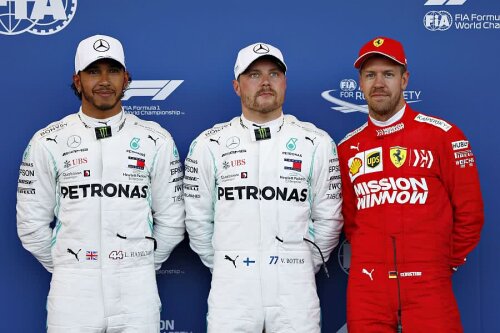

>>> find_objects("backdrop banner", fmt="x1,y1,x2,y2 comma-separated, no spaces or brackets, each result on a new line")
1,0,498,332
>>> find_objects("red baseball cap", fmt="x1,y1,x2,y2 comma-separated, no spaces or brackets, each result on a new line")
354,37,407,69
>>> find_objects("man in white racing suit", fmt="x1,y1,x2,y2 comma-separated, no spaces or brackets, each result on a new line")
184,42,343,332
16,35,185,332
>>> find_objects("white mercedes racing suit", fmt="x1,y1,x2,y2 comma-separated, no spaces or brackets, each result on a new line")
17,109,185,333
184,114,343,333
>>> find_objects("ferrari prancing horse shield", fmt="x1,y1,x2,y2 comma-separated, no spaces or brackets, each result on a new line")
390,146,407,168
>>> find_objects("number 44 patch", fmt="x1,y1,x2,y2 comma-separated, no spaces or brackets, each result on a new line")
109,250,124,260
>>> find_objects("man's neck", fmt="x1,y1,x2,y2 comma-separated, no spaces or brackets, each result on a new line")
241,107,282,124
81,103,122,120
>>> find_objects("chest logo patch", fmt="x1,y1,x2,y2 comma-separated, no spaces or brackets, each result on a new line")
390,146,407,168
366,151,381,168
349,157,363,176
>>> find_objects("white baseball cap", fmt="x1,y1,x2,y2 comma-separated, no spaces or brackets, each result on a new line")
74,34,126,73
234,42,287,79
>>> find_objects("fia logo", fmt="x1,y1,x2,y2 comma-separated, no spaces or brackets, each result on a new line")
0,0,77,36
337,239,351,275
424,11,453,31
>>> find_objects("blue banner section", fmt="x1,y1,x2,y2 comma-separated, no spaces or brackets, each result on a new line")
1,0,499,332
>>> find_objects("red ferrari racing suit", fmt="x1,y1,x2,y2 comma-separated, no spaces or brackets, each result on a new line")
338,105,483,332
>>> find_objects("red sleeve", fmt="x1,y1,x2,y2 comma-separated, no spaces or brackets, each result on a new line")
440,126,484,267
338,143,357,242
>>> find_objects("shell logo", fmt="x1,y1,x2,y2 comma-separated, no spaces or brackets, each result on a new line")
349,157,362,176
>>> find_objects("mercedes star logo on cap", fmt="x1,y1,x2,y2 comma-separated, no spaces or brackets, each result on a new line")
93,39,110,52
253,43,270,54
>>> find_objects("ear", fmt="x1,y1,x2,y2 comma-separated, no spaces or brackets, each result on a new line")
358,72,364,92
73,73,81,92
232,79,241,97
123,71,130,89
401,71,409,90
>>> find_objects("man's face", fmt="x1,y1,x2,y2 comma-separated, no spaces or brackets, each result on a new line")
233,58,286,117
73,59,128,114
359,56,409,121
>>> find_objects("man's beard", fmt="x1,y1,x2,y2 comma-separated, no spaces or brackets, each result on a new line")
243,88,283,113
367,90,403,117
81,87,124,111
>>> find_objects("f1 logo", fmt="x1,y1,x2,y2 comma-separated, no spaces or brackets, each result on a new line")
424,0,466,5
122,80,183,101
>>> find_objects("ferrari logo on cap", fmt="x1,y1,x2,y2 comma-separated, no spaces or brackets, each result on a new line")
390,146,407,168
373,38,385,47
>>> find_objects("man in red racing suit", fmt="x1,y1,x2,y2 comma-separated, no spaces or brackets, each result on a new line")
338,36,484,333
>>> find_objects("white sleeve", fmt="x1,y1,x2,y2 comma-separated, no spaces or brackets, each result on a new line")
310,137,343,273
16,137,57,273
150,138,186,270
184,138,216,269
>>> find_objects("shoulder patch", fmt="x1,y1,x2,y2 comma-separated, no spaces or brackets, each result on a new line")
414,114,452,132
285,115,326,137
36,114,76,138
202,122,231,138
338,122,368,146
130,117,170,140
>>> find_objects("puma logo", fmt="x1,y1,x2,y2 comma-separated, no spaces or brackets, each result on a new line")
148,135,158,145
224,255,239,268
210,137,220,145
46,136,58,144
67,248,81,261
350,143,360,151
362,268,374,281
305,136,316,145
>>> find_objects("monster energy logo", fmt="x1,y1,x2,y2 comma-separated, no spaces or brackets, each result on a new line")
254,127,271,141
95,126,112,139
